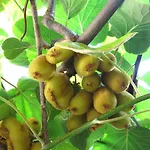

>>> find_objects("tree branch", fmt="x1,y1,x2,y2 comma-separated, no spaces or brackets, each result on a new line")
30,0,49,144
77,0,125,44
42,93,150,150
42,0,78,41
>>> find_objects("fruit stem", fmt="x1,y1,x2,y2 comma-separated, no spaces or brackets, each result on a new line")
41,93,150,150
0,96,44,146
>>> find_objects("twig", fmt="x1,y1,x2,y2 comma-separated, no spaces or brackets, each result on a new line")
20,0,29,40
30,0,49,144
42,0,78,41
42,93,150,150
77,0,125,44
13,0,23,12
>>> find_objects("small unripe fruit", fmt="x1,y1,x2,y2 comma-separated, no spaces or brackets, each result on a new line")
28,55,56,82
82,73,101,92
98,53,116,72
67,115,86,132
93,87,117,114
101,68,130,93
46,46,74,64
69,90,93,115
116,91,135,112
74,54,100,77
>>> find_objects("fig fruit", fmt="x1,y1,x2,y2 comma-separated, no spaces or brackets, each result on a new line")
28,55,56,82
74,54,100,77
1,117,30,150
67,114,86,131
82,73,101,92
98,53,116,72
93,87,117,114
101,68,130,93
44,72,74,110
110,111,131,129
69,90,93,115
116,91,135,112
26,117,41,134
30,142,41,150
46,46,74,64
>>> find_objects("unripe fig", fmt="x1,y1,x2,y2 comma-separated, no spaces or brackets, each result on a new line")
28,55,56,82
1,117,30,150
30,142,41,150
67,114,87,132
116,91,135,112
26,117,41,134
82,73,101,92
110,111,131,130
93,87,117,114
101,68,130,93
74,54,100,77
98,52,116,72
46,46,74,64
69,90,93,115
44,72,74,110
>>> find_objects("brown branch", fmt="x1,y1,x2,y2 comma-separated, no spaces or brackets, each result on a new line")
42,0,78,41
77,0,125,44
30,0,49,144
20,0,29,40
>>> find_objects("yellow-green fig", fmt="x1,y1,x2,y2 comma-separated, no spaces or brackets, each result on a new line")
1,117,30,150
46,46,74,64
30,142,41,150
98,52,116,72
110,111,131,130
26,117,41,134
67,114,87,132
116,91,135,112
69,90,93,115
28,55,56,82
82,73,101,92
93,87,117,114
74,54,100,77
44,72,74,110
101,68,130,93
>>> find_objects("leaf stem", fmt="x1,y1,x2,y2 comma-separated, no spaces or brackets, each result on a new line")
13,0,23,12
42,93,150,150
0,96,44,145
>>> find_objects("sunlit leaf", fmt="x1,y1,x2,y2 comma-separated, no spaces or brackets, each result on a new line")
97,125,150,150
2,37,31,59
136,0,150,5
109,0,150,54
60,0,88,19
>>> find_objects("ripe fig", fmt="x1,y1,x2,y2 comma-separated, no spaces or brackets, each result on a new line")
101,68,130,93
69,90,93,115
82,73,101,92
98,52,116,72
116,91,135,112
30,142,41,150
93,87,117,114
67,114,87,132
74,54,100,77
1,117,30,150
28,55,56,82
26,117,41,134
44,72,74,110
46,46,74,64
110,111,131,130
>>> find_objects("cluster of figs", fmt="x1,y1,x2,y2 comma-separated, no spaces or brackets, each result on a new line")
28,43,135,132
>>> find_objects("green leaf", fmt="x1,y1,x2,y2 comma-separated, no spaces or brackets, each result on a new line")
55,32,137,57
0,0,9,12
70,130,90,150
136,0,150,5
0,28,8,44
60,0,88,19
109,0,150,54
97,125,150,150
56,0,108,45
0,89,9,101
2,37,31,60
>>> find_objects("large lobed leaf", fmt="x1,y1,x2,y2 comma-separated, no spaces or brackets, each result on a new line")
109,0,150,54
